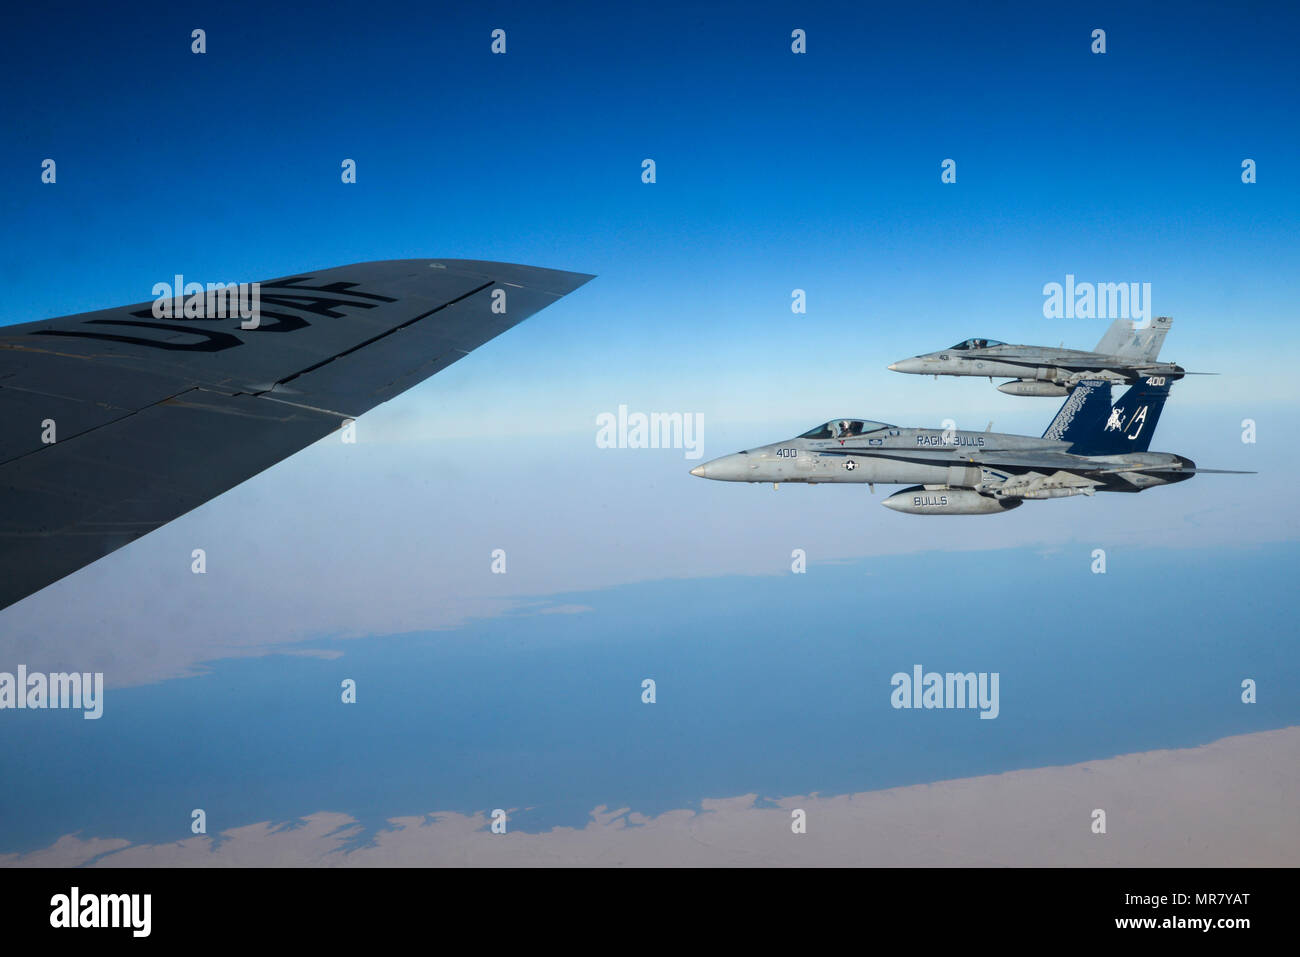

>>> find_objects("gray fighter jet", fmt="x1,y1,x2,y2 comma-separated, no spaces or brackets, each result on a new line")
888,316,1187,396
689,377,1248,514
0,258,593,610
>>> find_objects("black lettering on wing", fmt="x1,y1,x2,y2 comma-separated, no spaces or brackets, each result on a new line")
32,319,243,352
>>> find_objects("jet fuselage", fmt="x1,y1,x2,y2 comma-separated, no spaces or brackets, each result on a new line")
688,410,1196,515
888,346,1184,392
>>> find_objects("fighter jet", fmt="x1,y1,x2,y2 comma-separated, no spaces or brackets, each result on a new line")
0,258,593,610
689,376,1248,514
887,316,1189,396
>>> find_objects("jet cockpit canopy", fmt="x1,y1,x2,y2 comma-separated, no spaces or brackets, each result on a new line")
799,419,894,440
948,338,1006,351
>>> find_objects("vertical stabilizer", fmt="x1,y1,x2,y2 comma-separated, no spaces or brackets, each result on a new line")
1046,376,1175,455
1095,315,1173,360
1042,379,1113,445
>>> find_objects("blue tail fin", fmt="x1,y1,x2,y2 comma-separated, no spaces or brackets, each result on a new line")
1041,379,1113,446
1042,377,1174,455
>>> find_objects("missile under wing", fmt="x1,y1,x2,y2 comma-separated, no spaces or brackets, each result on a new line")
0,259,594,610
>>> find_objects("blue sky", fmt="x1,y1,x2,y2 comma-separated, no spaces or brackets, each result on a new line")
3,2,1297,338
1,1,1297,858
1,2,1296,440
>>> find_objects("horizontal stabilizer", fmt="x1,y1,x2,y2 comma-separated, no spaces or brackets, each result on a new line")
1163,467,1255,474
1094,463,1255,475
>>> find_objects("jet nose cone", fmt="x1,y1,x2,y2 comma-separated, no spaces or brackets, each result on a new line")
690,454,748,481
889,358,925,374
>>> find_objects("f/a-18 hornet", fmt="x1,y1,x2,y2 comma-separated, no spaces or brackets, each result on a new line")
689,377,1248,514
887,316,1193,396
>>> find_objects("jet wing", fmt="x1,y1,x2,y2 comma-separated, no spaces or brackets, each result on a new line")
981,350,1153,371
821,446,1251,476
820,446,1088,471
929,447,1173,473
962,449,1097,470
963,451,1242,475
1036,350,1168,370
0,259,593,610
